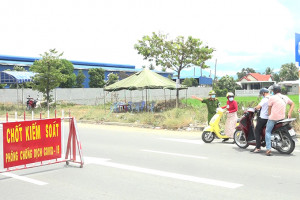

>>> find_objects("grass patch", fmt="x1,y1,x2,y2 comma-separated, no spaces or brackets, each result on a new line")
0,94,298,131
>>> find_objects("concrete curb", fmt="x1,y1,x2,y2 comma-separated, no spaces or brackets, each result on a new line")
77,120,205,132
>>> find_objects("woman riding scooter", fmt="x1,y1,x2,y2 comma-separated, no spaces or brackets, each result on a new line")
221,92,238,143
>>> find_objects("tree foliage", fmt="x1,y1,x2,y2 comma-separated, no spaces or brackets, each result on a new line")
278,63,298,81
106,73,119,86
59,59,76,88
264,67,273,75
272,73,280,82
134,32,214,106
30,49,67,108
214,75,241,97
76,70,86,88
182,78,198,87
88,68,105,88
236,67,256,80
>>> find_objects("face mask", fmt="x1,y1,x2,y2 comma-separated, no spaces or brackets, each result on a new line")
229,97,234,101
211,95,216,98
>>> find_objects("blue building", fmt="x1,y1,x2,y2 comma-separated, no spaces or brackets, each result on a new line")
0,55,173,88
172,67,213,85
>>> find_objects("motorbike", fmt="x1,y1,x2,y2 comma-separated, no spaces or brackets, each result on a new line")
26,96,38,110
234,107,297,154
202,107,231,143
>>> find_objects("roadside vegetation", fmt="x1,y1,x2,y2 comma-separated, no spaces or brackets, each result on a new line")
0,95,298,132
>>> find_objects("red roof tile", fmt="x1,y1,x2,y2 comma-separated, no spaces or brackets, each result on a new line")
240,73,272,81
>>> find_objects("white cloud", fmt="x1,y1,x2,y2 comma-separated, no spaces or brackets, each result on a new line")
0,0,296,72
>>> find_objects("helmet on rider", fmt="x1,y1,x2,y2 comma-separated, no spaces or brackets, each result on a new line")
259,88,269,96
272,84,281,94
226,92,234,98
209,90,216,95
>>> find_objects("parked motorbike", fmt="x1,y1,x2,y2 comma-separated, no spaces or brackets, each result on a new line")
26,95,38,110
202,108,231,143
234,107,297,154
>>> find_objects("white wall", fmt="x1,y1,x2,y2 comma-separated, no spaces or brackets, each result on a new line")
0,87,212,105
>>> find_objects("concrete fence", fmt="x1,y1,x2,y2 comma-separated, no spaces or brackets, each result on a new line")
0,87,212,105
235,89,261,97
235,89,299,96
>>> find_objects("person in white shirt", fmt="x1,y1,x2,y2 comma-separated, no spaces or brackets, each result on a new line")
251,88,270,153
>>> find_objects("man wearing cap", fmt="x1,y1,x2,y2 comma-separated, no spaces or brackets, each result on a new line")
251,88,270,153
192,90,219,124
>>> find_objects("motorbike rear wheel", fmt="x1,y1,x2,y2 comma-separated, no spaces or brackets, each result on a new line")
202,131,215,143
234,130,249,149
275,132,295,154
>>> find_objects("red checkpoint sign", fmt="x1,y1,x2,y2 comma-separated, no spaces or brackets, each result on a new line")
3,118,61,168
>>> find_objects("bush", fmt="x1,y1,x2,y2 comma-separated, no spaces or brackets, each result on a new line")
215,88,228,97
182,78,198,87
281,86,287,95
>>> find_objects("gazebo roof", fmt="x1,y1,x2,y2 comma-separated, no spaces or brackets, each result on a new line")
105,69,186,91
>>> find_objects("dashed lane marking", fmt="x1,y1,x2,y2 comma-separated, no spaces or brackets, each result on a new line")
85,157,243,189
1,172,48,185
160,138,204,144
142,149,208,159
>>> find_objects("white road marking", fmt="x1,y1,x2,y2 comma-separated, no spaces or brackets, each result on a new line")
85,157,242,189
160,138,204,144
1,172,48,185
142,149,208,159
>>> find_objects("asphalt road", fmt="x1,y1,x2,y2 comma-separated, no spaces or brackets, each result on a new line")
1,123,300,200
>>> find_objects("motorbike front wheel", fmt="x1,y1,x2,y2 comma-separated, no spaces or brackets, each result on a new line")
234,130,249,149
275,132,295,154
202,131,215,143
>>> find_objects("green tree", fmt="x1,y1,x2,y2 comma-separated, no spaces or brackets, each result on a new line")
88,68,105,88
182,78,198,87
30,49,67,108
214,75,241,96
134,32,214,107
264,67,274,75
76,70,86,88
279,63,298,81
106,73,119,86
236,68,256,80
272,73,280,82
59,59,76,88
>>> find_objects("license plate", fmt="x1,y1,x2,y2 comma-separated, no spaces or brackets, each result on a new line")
288,129,296,136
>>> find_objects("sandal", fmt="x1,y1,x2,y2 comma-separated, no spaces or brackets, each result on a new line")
252,148,261,153
266,150,272,156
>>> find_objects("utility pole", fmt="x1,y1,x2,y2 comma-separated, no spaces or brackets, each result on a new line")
213,59,217,88
214,59,217,81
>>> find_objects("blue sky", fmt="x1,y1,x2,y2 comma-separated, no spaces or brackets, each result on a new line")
0,0,299,78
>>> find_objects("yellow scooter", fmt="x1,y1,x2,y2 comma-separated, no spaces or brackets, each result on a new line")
202,107,230,143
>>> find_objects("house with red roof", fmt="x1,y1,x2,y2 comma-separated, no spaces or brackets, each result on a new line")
239,73,275,90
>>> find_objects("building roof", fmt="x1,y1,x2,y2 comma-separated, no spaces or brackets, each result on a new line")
0,71,36,84
0,54,135,69
240,73,272,81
